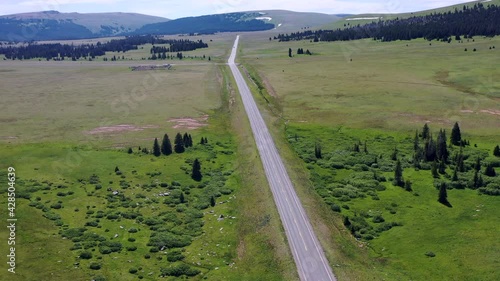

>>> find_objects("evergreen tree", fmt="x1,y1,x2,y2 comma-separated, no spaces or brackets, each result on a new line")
436,129,448,162
288,48,292,57
424,135,437,162
485,163,496,177
431,161,439,178
115,166,120,173
127,147,133,154
404,179,413,192
210,195,216,207
174,133,185,153
179,192,185,203
393,160,404,187
314,143,322,159
438,182,450,206
191,158,202,181
161,134,173,156
422,123,430,139
451,122,462,146
153,138,161,157
353,143,360,153
204,137,208,144
414,130,420,151
187,134,193,147
363,141,368,153
493,145,500,157
391,147,398,161
200,137,205,145
438,159,446,174
452,167,459,181
183,133,189,147
474,157,481,171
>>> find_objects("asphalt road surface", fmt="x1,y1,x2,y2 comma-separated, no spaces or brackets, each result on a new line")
228,35,336,281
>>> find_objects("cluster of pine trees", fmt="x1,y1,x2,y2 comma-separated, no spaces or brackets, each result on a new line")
0,35,209,61
394,122,499,203
296,48,312,55
149,39,208,54
276,3,499,42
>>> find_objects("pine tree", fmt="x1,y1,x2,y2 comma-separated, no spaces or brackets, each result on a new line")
414,130,420,151
431,161,439,178
179,192,185,203
174,133,185,153
474,157,481,171
183,133,189,147
191,158,202,181
200,137,205,145
438,182,450,206
161,134,172,156
485,163,496,177
314,143,322,159
404,179,413,192
451,122,462,146
452,167,459,181
391,147,398,161
493,145,500,157
187,134,193,147
438,159,446,174
424,135,437,162
393,160,404,187
436,129,448,162
153,138,161,157
363,141,368,153
288,48,292,57
115,166,120,173
210,196,216,207
127,147,133,154
422,123,430,139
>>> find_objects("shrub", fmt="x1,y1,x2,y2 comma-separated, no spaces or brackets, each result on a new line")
79,251,92,259
425,251,436,257
166,250,185,262
126,246,137,251
372,215,385,223
160,264,200,277
50,203,62,209
129,268,138,274
331,204,341,213
128,237,136,242
89,262,102,270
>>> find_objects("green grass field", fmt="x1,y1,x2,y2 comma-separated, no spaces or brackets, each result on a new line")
0,37,296,281
238,33,500,280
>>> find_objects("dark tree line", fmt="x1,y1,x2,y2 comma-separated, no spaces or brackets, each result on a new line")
276,3,500,42
0,35,208,61
150,39,208,54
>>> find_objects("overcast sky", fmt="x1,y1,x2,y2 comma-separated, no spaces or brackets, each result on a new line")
0,0,475,19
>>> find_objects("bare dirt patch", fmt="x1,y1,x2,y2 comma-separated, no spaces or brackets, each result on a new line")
168,115,209,130
85,124,159,135
480,109,500,116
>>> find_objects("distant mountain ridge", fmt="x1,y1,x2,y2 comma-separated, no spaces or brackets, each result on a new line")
0,9,347,41
0,10,168,41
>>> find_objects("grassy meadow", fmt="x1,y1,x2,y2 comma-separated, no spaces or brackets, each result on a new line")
0,36,296,281
238,33,500,280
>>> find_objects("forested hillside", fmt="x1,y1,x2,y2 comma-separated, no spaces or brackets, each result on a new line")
276,3,499,42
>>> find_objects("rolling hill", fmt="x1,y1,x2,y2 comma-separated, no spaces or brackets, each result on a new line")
0,10,345,41
0,10,168,41
324,0,500,29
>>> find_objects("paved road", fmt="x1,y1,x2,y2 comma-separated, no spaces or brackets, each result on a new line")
228,35,336,281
